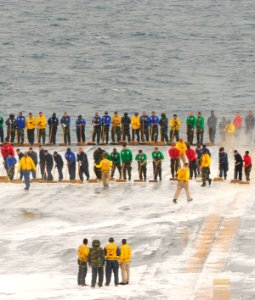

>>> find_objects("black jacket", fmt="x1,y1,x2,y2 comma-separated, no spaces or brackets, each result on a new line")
219,152,228,166
28,151,38,165
54,154,63,167
18,152,24,160
234,153,243,168
77,152,89,167
6,118,17,129
121,116,131,128
159,117,168,129
48,117,59,128
45,154,53,168
94,149,104,164
92,116,101,127
39,149,46,164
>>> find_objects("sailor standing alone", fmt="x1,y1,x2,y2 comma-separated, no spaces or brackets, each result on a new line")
173,163,193,203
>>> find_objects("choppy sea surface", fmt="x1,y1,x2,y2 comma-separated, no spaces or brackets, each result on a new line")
1,0,255,128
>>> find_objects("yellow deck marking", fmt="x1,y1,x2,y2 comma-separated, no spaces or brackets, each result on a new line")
183,207,240,299
213,278,231,300
183,214,222,272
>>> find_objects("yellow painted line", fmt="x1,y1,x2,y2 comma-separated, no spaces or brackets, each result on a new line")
213,278,231,300
181,209,240,298
183,214,222,273
193,217,240,299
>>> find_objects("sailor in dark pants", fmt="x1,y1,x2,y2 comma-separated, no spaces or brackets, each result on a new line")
102,111,111,144
48,113,59,144
77,147,89,181
39,145,46,180
88,240,105,288
121,112,131,142
18,152,36,190
159,113,169,142
196,112,204,145
110,148,122,179
16,112,26,144
77,238,89,286
53,151,64,181
65,148,76,180
104,238,120,286
135,150,147,181
6,114,17,143
131,112,140,142
140,112,150,142
36,112,47,145
152,147,164,181
121,144,133,180
26,112,36,145
207,111,217,145
168,145,180,179
16,149,24,180
92,113,102,144
76,115,86,143
150,111,160,143
186,112,197,145
234,150,243,180
111,111,121,143
93,148,104,179
243,151,252,182
60,112,71,145
186,145,197,179
201,150,212,186
44,150,53,181
219,147,228,180
28,147,38,179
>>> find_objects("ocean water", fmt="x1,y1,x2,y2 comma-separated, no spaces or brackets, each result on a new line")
1,0,255,132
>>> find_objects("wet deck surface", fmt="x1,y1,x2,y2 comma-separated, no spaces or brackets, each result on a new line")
0,146,255,299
